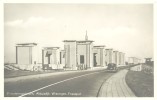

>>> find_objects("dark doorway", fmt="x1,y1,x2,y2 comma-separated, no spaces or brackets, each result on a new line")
80,55,84,64
46,51,52,64
93,53,97,67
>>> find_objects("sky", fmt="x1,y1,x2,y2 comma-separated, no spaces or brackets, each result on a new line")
4,4,153,63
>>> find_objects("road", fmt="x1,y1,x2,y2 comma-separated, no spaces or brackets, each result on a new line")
4,68,114,97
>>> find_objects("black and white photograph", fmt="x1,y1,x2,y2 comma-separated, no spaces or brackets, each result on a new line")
2,1,155,98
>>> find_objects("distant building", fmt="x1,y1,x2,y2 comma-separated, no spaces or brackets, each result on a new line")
145,58,153,66
128,57,140,65
93,45,106,67
42,47,61,70
145,58,152,63
105,48,113,65
113,51,119,65
118,52,125,65
121,53,125,65
16,43,38,70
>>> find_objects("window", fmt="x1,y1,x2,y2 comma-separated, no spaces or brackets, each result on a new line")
80,55,84,64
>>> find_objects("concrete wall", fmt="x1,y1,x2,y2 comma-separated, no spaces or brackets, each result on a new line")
64,40,94,70
105,49,113,65
77,44,88,69
113,51,119,65
17,47,31,64
119,52,125,65
119,52,122,65
128,57,134,64
42,47,63,69
102,47,106,67
42,48,61,69
128,57,140,65
77,41,93,69
16,45,38,71
113,51,116,64
89,43,94,68
93,46,106,67
64,41,77,70
60,50,65,65
122,53,125,65
105,49,109,65
93,49,100,66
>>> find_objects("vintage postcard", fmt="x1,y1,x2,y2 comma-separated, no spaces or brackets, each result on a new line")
1,0,155,99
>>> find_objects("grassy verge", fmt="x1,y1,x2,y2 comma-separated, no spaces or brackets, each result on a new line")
125,70,154,97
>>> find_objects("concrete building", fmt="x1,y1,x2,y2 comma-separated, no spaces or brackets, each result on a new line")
63,33,94,70
42,47,62,70
118,52,125,65
63,40,76,70
128,57,134,65
119,52,122,65
63,40,94,70
128,57,140,65
113,50,119,65
93,45,106,67
105,48,113,65
145,58,152,63
15,43,38,70
60,50,65,66
121,53,125,65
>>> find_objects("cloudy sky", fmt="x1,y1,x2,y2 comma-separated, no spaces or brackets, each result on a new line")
4,4,153,63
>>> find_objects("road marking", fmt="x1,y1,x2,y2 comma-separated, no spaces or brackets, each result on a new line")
19,71,103,97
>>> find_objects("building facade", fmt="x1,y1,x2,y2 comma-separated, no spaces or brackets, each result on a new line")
121,53,125,65
113,51,119,66
105,48,113,65
93,45,106,67
118,52,125,65
14,34,128,71
63,40,94,70
42,47,62,70
60,50,65,67
128,57,140,65
15,43,38,70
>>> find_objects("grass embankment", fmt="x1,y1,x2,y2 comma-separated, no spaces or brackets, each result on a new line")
126,70,154,97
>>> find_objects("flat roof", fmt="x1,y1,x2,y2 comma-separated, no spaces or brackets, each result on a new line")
16,43,37,46
77,40,94,42
145,58,152,59
43,47,60,50
63,40,94,42
94,45,106,47
129,57,141,60
63,40,76,42
105,48,113,50
128,57,137,58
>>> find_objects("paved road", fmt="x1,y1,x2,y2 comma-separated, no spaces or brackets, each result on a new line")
5,69,114,97
98,69,136,97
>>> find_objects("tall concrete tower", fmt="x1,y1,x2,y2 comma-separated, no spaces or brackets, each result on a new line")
85,30,88,41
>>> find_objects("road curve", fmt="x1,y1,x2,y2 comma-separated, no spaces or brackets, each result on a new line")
5,69,114,97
